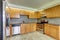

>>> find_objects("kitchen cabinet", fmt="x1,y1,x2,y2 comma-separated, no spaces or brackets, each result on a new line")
25,24,31,33
6,8,31,18
6,8,42,18
6,8,20,18
59,26,60,40
43,5,60,18
30,23,36,32
44,24,59,40
20,23,36,34
29,12,36,18
19,10,30,16
44,24,50,34
20,24,26,34
29,12,41,18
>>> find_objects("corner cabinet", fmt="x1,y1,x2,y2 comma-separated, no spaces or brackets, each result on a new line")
44,24,59,40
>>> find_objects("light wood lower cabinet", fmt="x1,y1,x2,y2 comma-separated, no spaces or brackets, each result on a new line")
44,24,59,40
44,24,50,35
20,24,26,34
20,23,36,34
31,23,36,32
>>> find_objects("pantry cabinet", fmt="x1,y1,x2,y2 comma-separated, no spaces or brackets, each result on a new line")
44,24,59,40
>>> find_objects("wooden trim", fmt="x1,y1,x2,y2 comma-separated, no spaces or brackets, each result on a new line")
10,25,12,37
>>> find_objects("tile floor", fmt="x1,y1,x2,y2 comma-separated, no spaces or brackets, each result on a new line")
6,31,56,40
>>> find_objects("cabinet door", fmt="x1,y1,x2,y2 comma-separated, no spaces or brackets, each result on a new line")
29,13,38,18
20,24,26,34
44,24,50,35
50,28,57,38
44,5,60,18
31,23,36,32
9,8,15,18
30,24,32,32
19,10,30,15
50,25,58,39
44,24,59,39
25,24,31,33
29,11,41,18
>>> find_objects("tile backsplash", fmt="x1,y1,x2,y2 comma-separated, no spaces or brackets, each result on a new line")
10,15,60,25
48,18,60,25
10,16,41,24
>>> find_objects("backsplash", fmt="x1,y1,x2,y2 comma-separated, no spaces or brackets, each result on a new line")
10,16,41,24
47,18,60,25
10,15,60,25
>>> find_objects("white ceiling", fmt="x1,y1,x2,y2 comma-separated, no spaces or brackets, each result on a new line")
6,0,60,11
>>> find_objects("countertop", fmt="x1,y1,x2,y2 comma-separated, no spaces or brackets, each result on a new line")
11,22,60,26
45,23,60,26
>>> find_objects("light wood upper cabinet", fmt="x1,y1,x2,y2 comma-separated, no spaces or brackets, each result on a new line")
29,12,41,18
6,8,32,18
29,12,37,18
20,10,31,15
6,7,41,18
43,5,60,18
6,8,20,18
